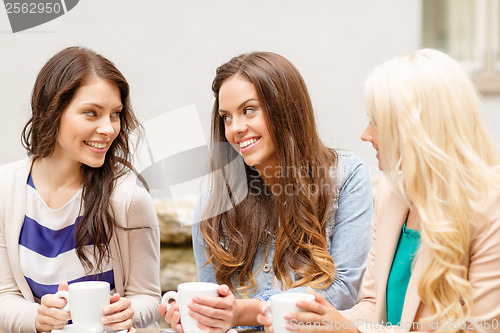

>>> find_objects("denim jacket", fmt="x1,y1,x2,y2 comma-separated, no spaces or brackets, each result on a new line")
191,151,373,310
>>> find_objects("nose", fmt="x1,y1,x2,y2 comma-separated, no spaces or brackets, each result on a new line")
361,123,372,142
96,117,115,136
231,115,248,136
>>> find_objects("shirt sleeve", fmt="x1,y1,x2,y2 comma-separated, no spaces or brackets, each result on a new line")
0,219,39,333
320,153,373,309
0,166,39,333
122,185,162,328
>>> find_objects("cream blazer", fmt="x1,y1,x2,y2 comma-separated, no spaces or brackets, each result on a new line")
0,159,161,333
341,178,500,332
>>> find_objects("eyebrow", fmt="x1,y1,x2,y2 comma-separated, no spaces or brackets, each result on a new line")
219,98,259,113
81,102,123,111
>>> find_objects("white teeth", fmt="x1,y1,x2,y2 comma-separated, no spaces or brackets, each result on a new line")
85,141,106,149
239,138,258,149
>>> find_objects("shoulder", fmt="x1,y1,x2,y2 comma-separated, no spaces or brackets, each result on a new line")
112,170,149,202
334,150,370,189
111,171,157,228
0,158,31,177
336,150,367,173
0,158,32,217
0,158,31,194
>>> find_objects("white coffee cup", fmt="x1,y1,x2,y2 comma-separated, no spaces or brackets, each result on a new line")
55,281,110,333
266,293,315,333
162,282,219,333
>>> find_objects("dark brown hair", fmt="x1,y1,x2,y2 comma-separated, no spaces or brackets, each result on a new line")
201,52,338,296
21,46,141,272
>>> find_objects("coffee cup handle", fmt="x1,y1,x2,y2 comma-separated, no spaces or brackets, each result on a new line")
161,291,179,311
55,290,70,312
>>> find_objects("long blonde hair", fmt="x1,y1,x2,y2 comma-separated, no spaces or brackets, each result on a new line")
365,49,500,331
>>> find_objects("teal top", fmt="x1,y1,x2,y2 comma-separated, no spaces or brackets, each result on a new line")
386,221,421,325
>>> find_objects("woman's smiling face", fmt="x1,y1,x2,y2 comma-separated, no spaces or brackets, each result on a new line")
218,75,278,172
54,78,123,168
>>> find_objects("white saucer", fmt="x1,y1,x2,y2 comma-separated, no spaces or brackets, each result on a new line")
51,324,127,333
51,324,103,333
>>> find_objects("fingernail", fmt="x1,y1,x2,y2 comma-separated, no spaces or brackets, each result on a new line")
283,313,291,320
101,317,108,324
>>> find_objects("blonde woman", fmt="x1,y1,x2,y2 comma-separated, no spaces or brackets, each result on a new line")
258,49,500,332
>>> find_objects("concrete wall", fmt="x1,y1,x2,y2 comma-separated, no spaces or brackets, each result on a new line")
1,0,497,181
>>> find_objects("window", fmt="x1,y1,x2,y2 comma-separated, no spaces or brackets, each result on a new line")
422,0,500,94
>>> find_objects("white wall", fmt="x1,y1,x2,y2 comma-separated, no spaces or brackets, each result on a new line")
483,97,500,145
3,0,496,180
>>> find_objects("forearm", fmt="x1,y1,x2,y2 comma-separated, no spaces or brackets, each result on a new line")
122,186,162,327
129,294,160,328
234,298,264,326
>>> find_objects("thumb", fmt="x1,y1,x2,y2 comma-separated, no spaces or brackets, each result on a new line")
110,293,121,304
58,281,69,292
217,284,230,296
158,303,168,316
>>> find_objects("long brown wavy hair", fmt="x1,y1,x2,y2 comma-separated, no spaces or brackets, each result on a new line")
200,52,338,296
21,46,141,272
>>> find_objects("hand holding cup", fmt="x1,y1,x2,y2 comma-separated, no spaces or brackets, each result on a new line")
35,282,71,333
55,281,110,333
264,293,315,333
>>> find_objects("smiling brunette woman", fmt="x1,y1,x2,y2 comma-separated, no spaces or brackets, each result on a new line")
160,52,374,332
0,47,160,333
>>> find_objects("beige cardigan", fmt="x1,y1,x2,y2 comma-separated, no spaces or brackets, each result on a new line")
341,178,500,332
0,159,161,333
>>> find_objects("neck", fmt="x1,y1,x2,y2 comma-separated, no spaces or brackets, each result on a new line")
406,207,421,230
32,156,82,190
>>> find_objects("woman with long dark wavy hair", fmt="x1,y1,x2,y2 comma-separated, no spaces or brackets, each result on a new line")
160,52,373,332
0,47,161,333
